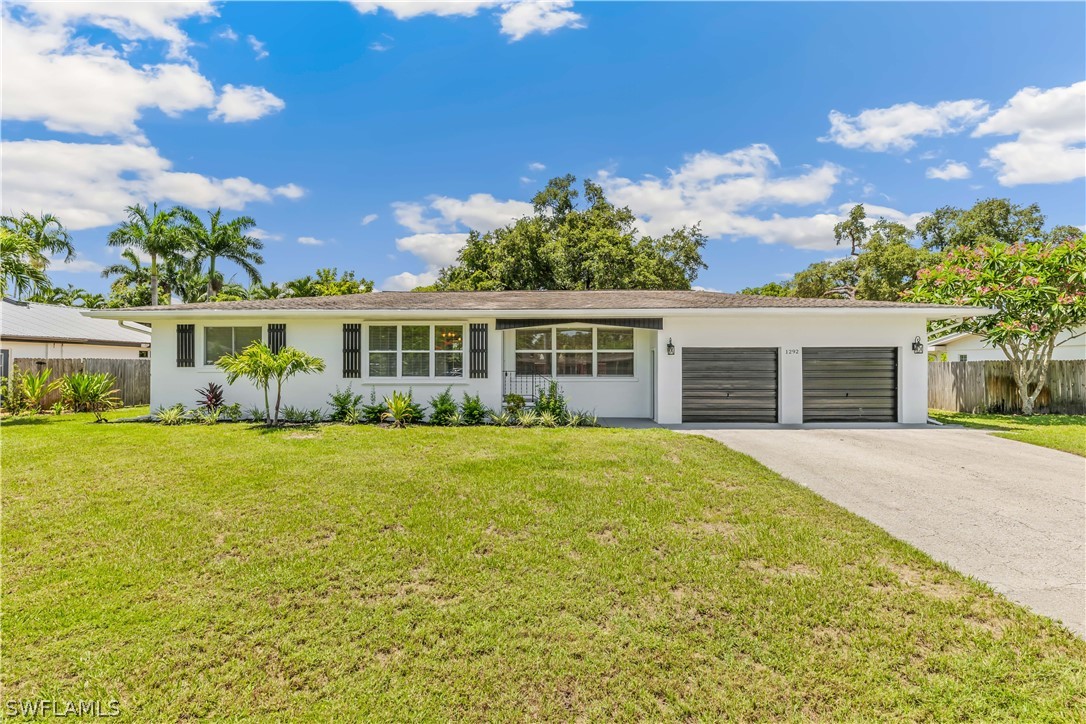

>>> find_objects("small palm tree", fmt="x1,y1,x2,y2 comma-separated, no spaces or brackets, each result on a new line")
285,276,318,298
101,248,152,288
1,212,75,298
249,281,288,300
178,208,264,301
216,343,325,424
107,204,185,306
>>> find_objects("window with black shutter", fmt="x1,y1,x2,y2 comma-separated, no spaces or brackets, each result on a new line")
268,323,286,353
343,323,362,378
177,324,195,367
469,323,488,378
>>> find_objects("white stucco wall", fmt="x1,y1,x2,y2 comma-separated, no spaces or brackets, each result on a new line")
934,328,1086,362
653,312,931,425
145,312,934,425
1,340,147,360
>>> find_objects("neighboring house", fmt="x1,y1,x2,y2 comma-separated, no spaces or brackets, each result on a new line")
1,298,151,378
85,290,986,425
929,327,1086,362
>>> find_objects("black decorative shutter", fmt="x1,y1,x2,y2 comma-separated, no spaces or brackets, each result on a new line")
268,323,286,353
469,323,488,379
177,324,195,367
343,324,361,378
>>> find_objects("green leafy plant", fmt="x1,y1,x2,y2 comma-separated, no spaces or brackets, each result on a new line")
308,408,323,424
537,410,559,428
381,391,420,428
428,387,458,426
221,402,243,422
282,406,311,424
244,405,264,422
488,410,513,427
194,407,221,425
153,404,188,425
51,400,65,416
503,393,526,413
19,368,62,413
534,380,568,420
1,372,31,414
515,409,540,427
343,407,363,425
195,382,225,411
460,393,487,425
328,386,365,422
361,388,387,424
216,342,326,424
60,372,121,422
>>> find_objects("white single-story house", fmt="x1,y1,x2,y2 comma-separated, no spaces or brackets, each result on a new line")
84,290,988,425
929,327,1086,362
2,297,151,378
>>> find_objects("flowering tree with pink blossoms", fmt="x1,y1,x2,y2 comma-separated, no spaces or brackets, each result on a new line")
908,233,1086,415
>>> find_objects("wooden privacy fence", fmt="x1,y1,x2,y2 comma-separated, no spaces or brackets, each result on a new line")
13,358,151,408
928,360,1086,415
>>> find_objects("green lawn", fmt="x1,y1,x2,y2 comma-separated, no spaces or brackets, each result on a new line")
4,410,1084,720
929,410,1086,457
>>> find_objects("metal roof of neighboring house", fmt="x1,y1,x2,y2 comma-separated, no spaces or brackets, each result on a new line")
82,289,990,318
1,298,151,347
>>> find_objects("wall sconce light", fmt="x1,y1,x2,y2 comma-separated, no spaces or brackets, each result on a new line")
911,336,925,355
666,337,676,356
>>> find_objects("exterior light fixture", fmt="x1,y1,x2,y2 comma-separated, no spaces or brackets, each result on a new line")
666,338,676,356
912,336,925,355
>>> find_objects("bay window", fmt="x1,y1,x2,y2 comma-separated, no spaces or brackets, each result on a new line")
368,324,464,378
514,327,635,378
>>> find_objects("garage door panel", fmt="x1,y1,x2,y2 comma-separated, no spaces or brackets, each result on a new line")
682,348,778,423
803,347,897,422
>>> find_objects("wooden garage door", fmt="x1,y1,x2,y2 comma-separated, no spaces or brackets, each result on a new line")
803,347,897,422
682,348,778,423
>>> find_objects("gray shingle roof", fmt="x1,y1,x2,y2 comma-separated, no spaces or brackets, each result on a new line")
109,289,956,312
1,298,150,345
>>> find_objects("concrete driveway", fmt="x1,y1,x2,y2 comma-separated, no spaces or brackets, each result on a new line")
684,428,1086,636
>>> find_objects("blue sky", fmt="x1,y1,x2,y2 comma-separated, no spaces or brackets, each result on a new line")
4,1,1084,294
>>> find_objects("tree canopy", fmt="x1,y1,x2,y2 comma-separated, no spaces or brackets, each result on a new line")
424,176,707,291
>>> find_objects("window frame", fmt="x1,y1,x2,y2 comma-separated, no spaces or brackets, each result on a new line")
513,326,636,379
203,325,263,366
366,323,466,380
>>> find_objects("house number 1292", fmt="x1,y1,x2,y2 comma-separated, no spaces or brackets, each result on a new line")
784,348,800,355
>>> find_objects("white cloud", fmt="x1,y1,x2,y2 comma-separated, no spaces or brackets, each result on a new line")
528,161,546,171
361,213,379,226
2,15,216,138
499,0,583,40
47,254,103,274
210,84,286,123
395,232,469,268
216,25,239,41
274,183,306,200
15,1,218,59
351,0,584,41
822,99,989,152
973,81,1086,186
370,40,392,51
381,270,438,291
1,139,304,231
926,160,971,181
297,236,325,246
519,176,535,184
250,228,282,241
247,34,269,60
393,194,532,234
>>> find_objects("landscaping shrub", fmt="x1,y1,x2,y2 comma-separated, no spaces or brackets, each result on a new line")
515,409,540,427
488,410,513,426
360,388,387,424
153,404,187,426
534,380,568,420
503,393,526,413
244,405,265,422
193,407,221,425
1,372,31,415
460,393,487,425
328,386,364,422
382,391,420,428
195,382,225,411
221,403,243,422
20,368,61,413
429,387,458,426
60,372,120,422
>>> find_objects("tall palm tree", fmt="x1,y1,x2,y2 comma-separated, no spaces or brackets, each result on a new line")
107,204,185,306
0,212,75,299
101,248,152,288
178,208,264,301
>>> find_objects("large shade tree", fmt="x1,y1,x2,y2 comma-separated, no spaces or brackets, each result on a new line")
178,208,264,300
908,233,1086,414
426,176,707,291
0,212,75,298
107,204,185,306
